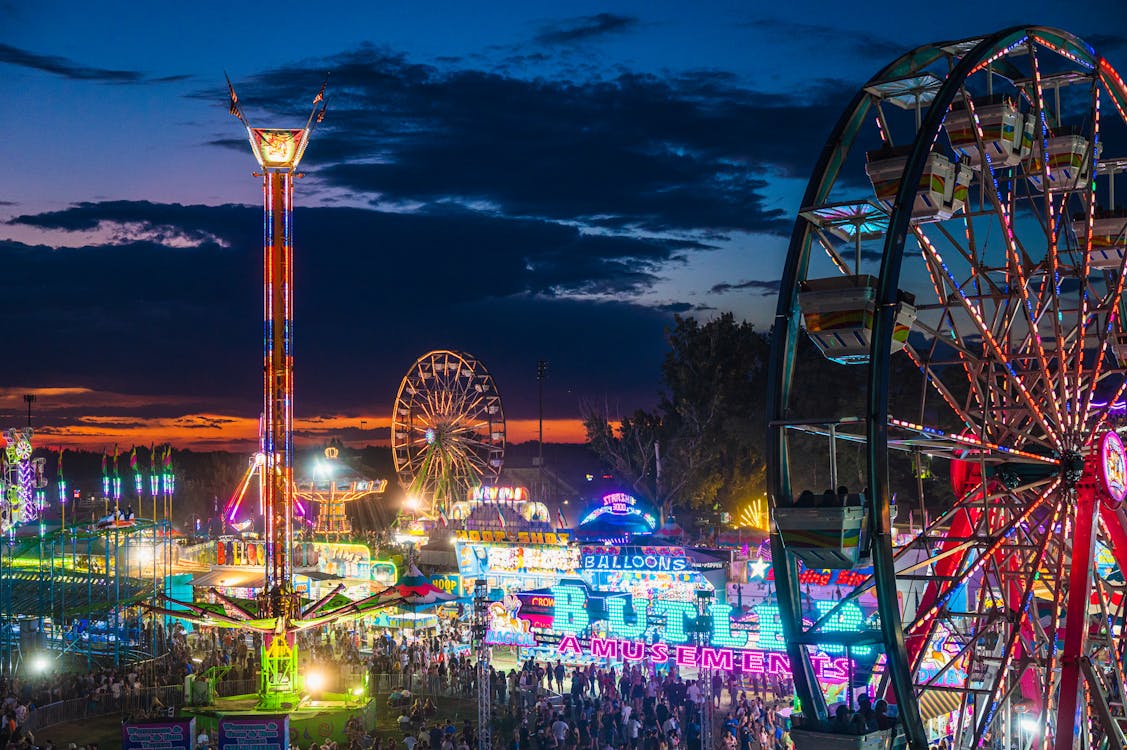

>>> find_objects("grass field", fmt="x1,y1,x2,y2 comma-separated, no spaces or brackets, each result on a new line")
30,693,484,749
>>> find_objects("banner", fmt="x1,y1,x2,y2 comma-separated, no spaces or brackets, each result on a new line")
122,718,195,750
218,715,290,750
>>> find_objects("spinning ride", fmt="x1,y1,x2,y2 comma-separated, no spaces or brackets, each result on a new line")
295,445,387,538
767,27,1127,750
392,350,505,518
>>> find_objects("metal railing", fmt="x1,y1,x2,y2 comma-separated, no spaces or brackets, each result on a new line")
21,684,186,734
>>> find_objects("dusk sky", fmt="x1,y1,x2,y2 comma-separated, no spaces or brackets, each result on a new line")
2,1,1126,451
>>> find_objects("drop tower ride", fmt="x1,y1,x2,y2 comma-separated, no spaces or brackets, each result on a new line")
229,78,324,624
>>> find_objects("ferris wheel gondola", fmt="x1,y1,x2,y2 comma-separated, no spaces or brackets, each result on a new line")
767,27,1127,750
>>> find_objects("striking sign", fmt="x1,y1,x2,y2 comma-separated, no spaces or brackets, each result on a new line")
430,573,464,597
579,492,657,530
1101,431,1127,502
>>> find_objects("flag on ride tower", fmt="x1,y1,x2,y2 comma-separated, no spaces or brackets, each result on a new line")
101,450,109,497
313,80,326,105
226,75,240,116
556,506,567,530
149,444,160,497
495,503,507,530
57,449,66,503
130,446,143,496
436,502,449,528
111,444,122,500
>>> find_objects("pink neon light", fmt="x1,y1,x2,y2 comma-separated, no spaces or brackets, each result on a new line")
1101,432,1127,503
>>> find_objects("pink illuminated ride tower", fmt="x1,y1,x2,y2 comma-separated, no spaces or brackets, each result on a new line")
229,78,325,623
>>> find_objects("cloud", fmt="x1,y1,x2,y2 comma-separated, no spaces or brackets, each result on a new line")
710,279,781,295
1085,33,1127,53
0,43,184,84
740,19,908,62
214,46,841,235
654,302,714,313
534,13,640,45
0,199,679,421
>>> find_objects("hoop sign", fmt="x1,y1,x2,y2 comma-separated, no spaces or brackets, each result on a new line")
1101,431,1127,503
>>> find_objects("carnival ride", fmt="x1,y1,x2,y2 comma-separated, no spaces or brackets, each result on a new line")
295,445,387,538
767,27,1127,750
152,80,410,719
392,350,506,519
0,439,178,674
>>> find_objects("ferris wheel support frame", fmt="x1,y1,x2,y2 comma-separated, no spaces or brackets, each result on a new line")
767,25,1127,750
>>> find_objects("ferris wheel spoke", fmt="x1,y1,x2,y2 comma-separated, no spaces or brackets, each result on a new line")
908,478,1060,639
968,489,1065,747
889,417,1055,461
914,229,1063,448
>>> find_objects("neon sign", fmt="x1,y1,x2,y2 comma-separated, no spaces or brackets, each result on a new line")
1101,432,1127,503
603,493,636,512
486,597,536,647
553,635,852,684
581,553,688,572
471,486,529,503
579,493,657,530
453,529,570,545
550,583,871,654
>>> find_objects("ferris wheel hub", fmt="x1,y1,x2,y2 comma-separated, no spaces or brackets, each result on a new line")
1060,450,1086,486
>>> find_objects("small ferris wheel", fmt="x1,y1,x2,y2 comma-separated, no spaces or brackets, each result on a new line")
392,350,505,516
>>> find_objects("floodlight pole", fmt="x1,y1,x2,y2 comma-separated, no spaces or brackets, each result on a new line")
473,578,491,750
697,588,715,750
537,360,547,501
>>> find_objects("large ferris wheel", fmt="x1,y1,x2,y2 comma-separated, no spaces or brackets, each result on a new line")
392,350,505,516
767,27,1127,750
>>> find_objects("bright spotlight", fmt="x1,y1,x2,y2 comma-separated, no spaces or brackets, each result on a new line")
1019,717,1039,733
351,687,364,697
305,670,326,694
30,655,49,674
404,496,420,511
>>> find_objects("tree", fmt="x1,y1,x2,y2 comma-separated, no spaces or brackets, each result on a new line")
584,313,770,517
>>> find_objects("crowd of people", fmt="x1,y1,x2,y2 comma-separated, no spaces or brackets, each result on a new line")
0,619,902,750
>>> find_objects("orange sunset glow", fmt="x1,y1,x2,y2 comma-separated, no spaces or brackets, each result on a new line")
0,387,590,451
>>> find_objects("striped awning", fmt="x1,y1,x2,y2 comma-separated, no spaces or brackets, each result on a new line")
918,690,963,721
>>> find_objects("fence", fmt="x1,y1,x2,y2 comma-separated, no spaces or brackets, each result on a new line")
21,684,186,734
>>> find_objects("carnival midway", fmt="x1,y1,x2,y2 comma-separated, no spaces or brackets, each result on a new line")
2,22,1127,750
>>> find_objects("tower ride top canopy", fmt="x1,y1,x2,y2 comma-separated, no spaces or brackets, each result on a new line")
766,27,1127,750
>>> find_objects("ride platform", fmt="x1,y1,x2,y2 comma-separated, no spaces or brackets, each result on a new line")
182,692,374,745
